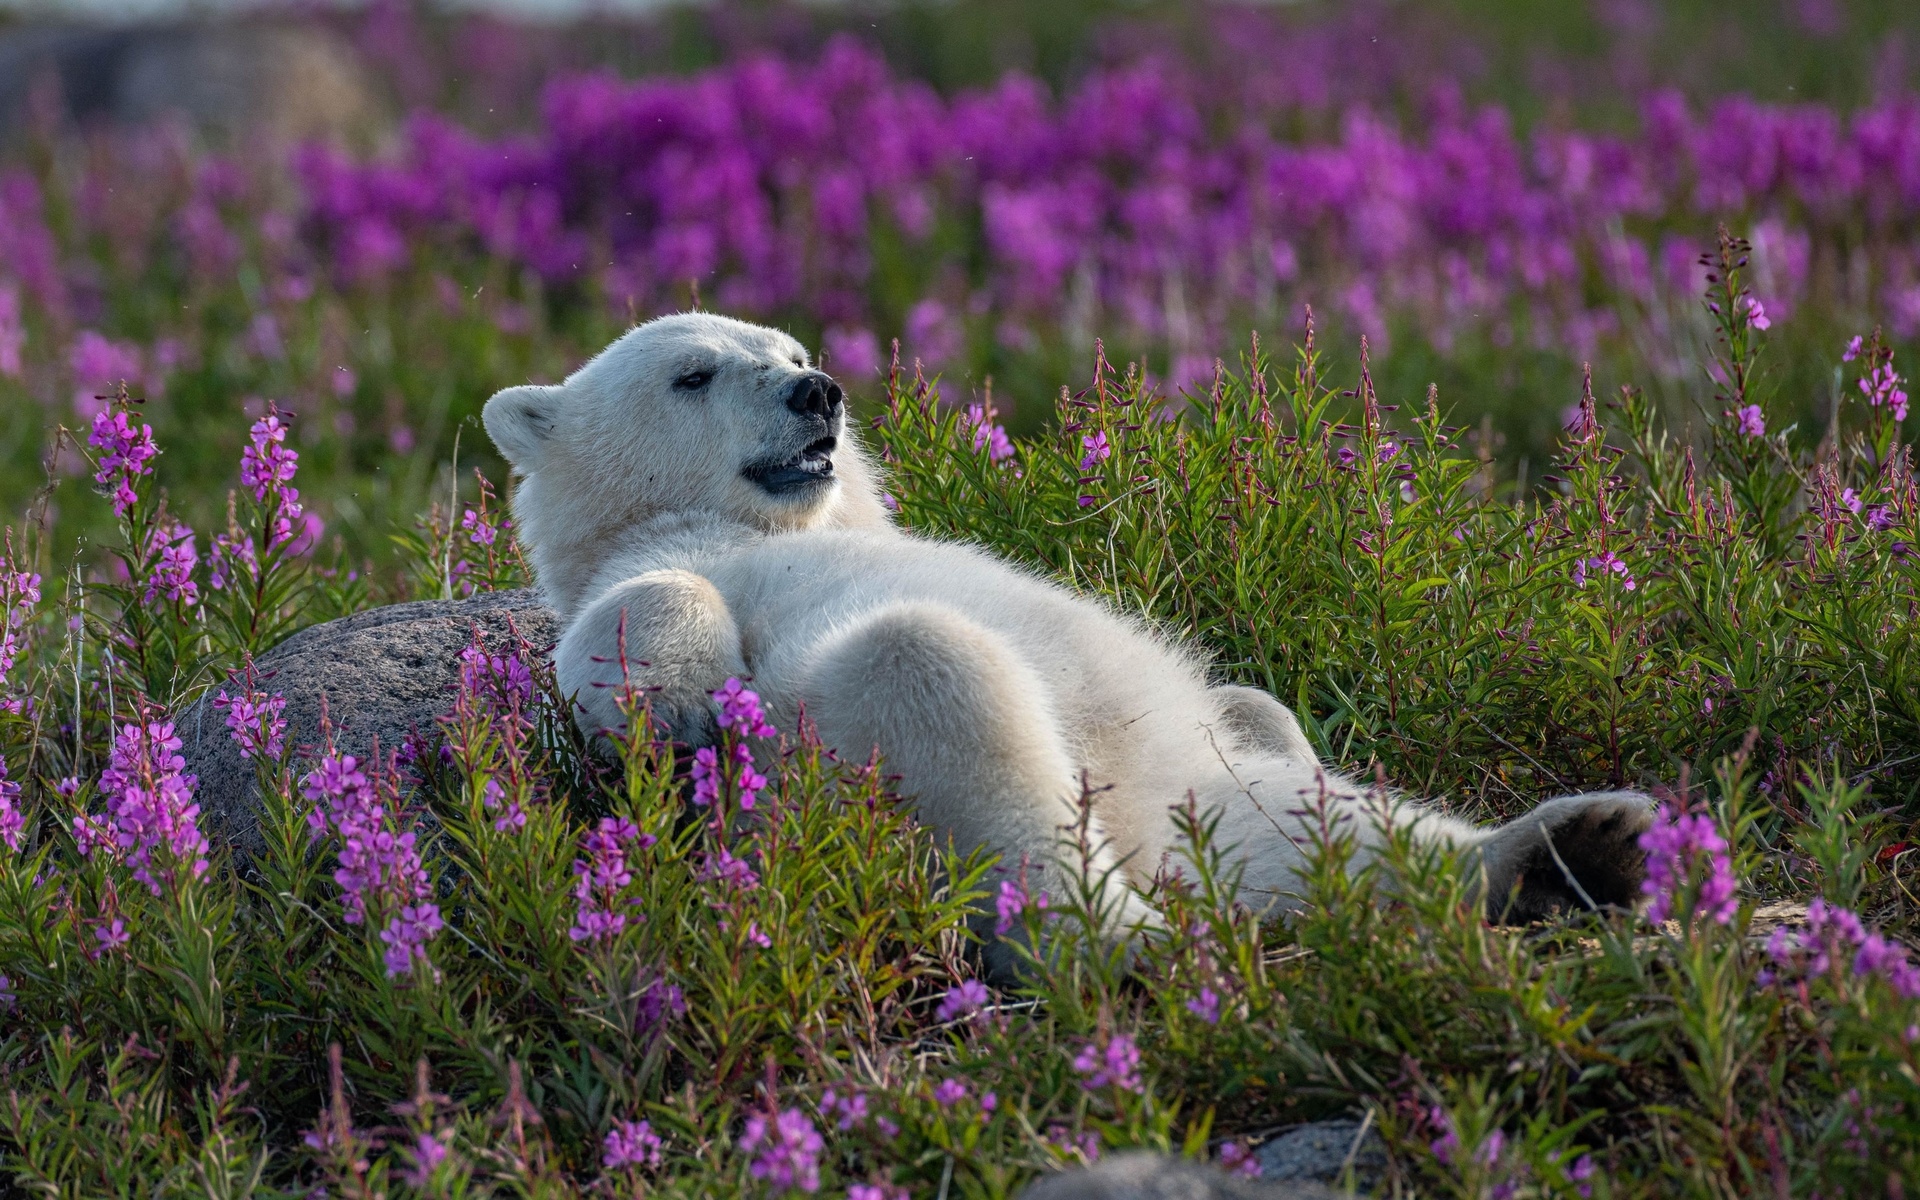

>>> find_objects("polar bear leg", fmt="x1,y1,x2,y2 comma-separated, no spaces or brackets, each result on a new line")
556,569,747,746
1187,763,1651,923
1209,684,1318,762
799,602,1157,976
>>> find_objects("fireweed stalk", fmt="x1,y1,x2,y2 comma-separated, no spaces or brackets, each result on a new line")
301,747,442,979
210,404,322,657
77,712,210,897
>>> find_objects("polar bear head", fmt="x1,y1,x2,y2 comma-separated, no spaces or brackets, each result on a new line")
484,313,892,613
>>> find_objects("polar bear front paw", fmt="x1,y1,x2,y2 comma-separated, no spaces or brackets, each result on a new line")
1478,791,1655,924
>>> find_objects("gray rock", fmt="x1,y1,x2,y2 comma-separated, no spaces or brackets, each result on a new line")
1019,1153,1345,1200
181,589,557,859
1254,1120,1386,1187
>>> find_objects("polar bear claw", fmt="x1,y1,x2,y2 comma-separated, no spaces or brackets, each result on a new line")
483,312,1652,967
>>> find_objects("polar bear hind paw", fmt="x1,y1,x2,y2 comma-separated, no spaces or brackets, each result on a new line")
1478,791,1655,924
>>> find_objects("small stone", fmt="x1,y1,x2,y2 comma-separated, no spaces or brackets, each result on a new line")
1018,1152,1347,1200
1254,1120,1386,1187
180,589,556,859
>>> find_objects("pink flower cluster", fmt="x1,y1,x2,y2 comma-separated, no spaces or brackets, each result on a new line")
88,720,209,896
213,684,288,762
143,520,199,607
1861,363,1911,422
692,679,777,810
1734,404,1767,438
0,550,40,715
602,1118,662,1171
1572,550,1637,592
301,752,442,977
1760,897,1920,998
239,412,308,548
569,816,653,944
458,644,535,716
936,979,990,1022
965,402,1015,464
88,406,157,517
993,872,1050,934
0,755,25,852
1637,802,1737,926
460,506,509,548
738,1107,824,1195
1071,1031,1144,1094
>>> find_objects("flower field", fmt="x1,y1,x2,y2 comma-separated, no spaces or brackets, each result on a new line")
0,1,1917,1195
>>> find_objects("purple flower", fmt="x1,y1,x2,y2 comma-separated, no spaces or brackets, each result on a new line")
1742,296,1771,330
714,678,778,738
1574,550,1637,593
1735,404,1766,438
739,1107,824,1194
1079,431,1112,470
1071,1032,1144,1094
1185,986,1221,1025
0,287,22,379
848,1185,908,1200
143,520,198,607
702,847,761,891
1568,1153,1597,1198
1841,487,1864,514
570,816,652,944
208,533,258,592
822,327,882,378
0,754,24,851
994,874,1050,934
70,331,143,420
0,554,39,715
95,720,209,896
380,902,445,977
746,921,772,948
88,406,157,517
936,979,990,1022
240,413,299,500
460,507,505,547
1218,1142,1261,1179
1429,1107,1459,1165
239,411,307,548
1637,802,1736,926
93,917,129,955
822,1088,869,1132
603,1119,663,1171
932,1078,969,1107
301,750,440,976
399,1132,452,1188
965,403,1015,464
1861,364,1911,422
457,644,535,715
213,686,287,762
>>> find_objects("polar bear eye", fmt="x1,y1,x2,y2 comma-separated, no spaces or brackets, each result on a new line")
672,370,714,392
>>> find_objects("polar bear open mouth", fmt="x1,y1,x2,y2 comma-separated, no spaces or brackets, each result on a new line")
743,436,837,495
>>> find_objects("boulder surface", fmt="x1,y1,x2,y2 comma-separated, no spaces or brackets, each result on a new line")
180,589,556,858
1017,1153,1348,1200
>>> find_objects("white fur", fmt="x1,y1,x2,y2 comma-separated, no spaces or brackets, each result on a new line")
486,314,1650,966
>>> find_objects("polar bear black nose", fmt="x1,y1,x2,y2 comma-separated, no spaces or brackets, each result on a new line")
785,372,844,420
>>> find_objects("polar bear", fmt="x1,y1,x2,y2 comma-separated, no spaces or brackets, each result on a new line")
484,313,1652,966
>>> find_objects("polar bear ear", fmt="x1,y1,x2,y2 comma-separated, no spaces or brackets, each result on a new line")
483,384,563,472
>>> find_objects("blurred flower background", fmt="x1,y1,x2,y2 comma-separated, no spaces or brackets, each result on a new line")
1,0,1918,573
